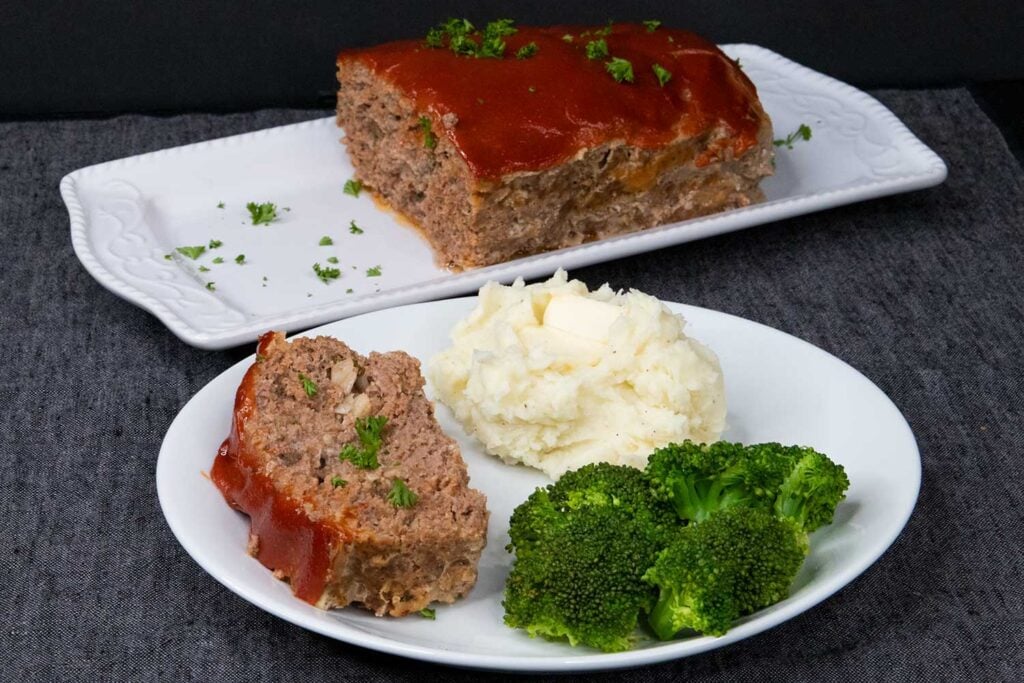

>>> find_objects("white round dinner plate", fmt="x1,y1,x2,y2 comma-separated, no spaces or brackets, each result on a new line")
157,297,920,672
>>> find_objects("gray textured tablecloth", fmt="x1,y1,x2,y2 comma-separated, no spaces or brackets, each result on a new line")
1,89,1022,682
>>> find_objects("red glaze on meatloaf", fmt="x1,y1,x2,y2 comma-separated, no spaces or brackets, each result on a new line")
212,332,489,616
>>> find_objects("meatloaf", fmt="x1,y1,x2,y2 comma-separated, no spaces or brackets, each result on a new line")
336,21,774,269
211,331,489,616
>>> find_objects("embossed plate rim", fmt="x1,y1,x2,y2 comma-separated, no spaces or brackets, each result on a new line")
63,44,947,350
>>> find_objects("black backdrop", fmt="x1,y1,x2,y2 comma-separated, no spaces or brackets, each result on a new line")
1,0,1022,117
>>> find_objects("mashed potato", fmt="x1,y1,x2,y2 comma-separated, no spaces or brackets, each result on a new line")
428,270,725,479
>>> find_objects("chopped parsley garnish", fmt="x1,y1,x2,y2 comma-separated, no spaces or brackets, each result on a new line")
175,245,206,260
419,115,437,150
205,282,216,291
235,254,245,264
312,262,341,284
319,236,334,246
387,477,419,508
163,254,172,260
652,63,672,87
198,265,210,273
643,19,662,32
605,57,634,83
425,26,445,48
585,39,608,60
212,256,224,264
327,256,339,264
331,476,346,488
425,18,518,59
349,220,364,235
345,288,354,294
216,202,225,209
366,265,382,277
343,179,362,197
774,124,813,149
419,608,436,620
298,372,318,397
735,58,742,69
561,33,574,43
515,42,538,59
208,239,223,249
246,201,279,225
339,415,388,469
595,21,614,37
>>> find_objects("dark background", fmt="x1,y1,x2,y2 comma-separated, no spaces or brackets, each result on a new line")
1,1,1022,109
3,0,1022,162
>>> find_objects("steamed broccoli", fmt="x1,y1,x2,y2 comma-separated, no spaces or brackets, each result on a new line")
643,507,808,639
646,441,849,532
503,463,677,652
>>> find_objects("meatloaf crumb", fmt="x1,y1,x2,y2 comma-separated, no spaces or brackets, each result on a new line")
212,332,489,616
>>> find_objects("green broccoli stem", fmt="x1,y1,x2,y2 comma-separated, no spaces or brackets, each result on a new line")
649,589,687,640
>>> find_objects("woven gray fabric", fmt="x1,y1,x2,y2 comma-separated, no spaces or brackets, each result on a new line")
1,90,1021,682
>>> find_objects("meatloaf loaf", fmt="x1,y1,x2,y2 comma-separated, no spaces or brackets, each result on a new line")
336,21,774,269
211,331,488,616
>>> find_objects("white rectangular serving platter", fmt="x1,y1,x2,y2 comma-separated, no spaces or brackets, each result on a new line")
62,44,946,350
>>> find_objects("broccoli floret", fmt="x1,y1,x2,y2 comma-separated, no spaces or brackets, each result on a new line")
503,463,677,652
646,441,849,531
774,448,851,533
643,507,808,639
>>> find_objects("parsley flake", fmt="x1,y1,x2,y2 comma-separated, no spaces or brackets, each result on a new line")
208,239,223,249
212,256,224,264
605,57,634,83
345,288,354,294
515,42,538,59
163,254,172,260
331,476,347,488
343,179,362,197
562,34,574,43
246,201,279,225
298,372,318,397
205,282,216,291
419,608,436,620
339,415,388,469
419,115,437,150
327,256,339,264
312,262,341,284
216,201,225,209
585,39,608,60
176,245,206,260
235,254,245,264
388,478,419,508
774,124,813,150
349,220,364,235
319,236,334,246
425,27,445,48
643,19,662,32
366,265,382,277
198,265,210,273
652,63,672,87
595,21,614,37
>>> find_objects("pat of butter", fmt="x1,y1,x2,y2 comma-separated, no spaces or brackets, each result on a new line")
543,294,622,343
520,325,604,359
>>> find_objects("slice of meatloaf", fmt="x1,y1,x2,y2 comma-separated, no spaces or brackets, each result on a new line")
336,22,774,269
211,331,488,616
